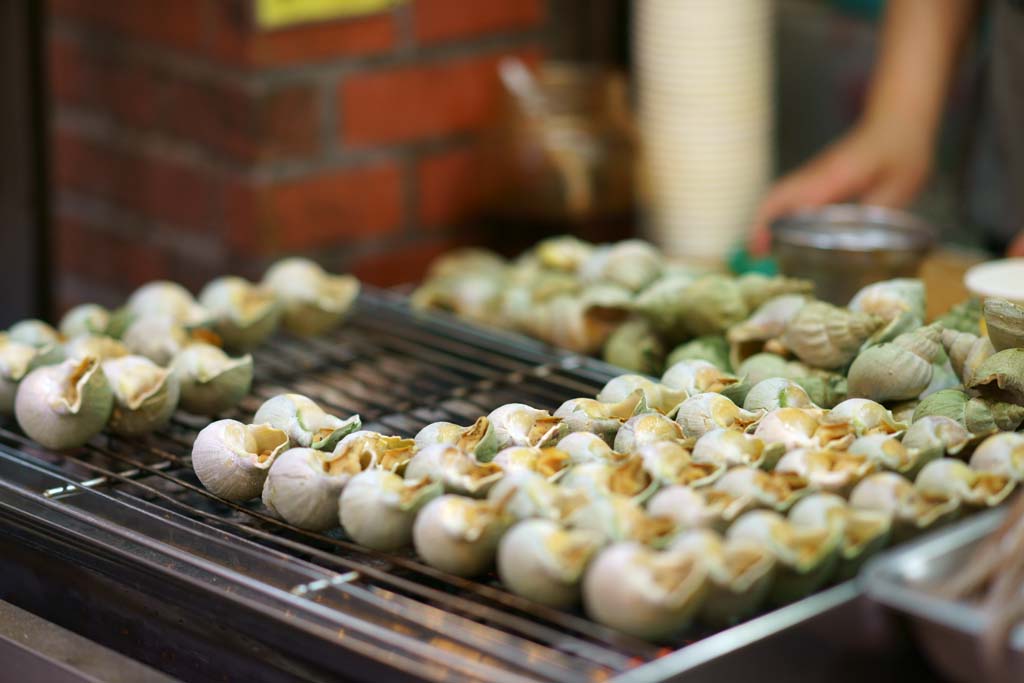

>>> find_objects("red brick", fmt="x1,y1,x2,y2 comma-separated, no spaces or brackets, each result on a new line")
414,0,544,45
48,0,206,53
417,144,483,229
226,163,403,253
55,217,171,291
207,2,395,66
350,239,457,286
340,48,541,146
53,128,221,231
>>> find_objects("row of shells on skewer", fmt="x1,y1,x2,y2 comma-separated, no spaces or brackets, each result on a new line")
190,359,1024,641
0,257,360,450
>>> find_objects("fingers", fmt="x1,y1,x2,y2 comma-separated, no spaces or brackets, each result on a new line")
860,160,930,208
1008,232,1024,257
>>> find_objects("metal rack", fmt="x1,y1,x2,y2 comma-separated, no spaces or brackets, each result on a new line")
0,290,925,682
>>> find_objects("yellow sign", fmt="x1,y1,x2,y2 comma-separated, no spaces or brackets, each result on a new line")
256,0,399,29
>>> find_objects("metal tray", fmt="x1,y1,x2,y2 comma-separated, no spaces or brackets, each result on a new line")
863,510,1024,682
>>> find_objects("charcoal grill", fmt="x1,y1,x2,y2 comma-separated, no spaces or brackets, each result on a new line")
0,289,930,682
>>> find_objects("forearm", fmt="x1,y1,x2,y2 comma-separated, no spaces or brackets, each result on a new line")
864,0,980,143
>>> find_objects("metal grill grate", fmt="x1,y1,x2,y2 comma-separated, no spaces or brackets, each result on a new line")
0,289,717,683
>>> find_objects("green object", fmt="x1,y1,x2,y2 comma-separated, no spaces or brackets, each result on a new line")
728,245,777,277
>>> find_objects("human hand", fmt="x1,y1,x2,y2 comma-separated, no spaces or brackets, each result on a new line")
750,120,933,254
1009,232,1024,257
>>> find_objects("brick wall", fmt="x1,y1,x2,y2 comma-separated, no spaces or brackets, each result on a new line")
47,0,546,313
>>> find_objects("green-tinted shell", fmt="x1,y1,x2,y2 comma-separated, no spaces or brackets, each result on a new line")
579,239,663,293
967,348,1024,405
9,319,62,348
173,343,253,416
667,336,732,372
426,247,506,279
848,278,926,323
780,302,882,369
941,328,995,387
793,374,848,410
983,298,1024,352
935,298,982,334
602,318,665,374
635,274,747,341
533,235,594,272
727,294,806,368
847,324,943,402
913,389,1024,435
736,273,814,311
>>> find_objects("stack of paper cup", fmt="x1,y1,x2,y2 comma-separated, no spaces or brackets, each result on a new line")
635,0,774,261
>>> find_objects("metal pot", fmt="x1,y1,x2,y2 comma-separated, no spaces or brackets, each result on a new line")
772,205,937,305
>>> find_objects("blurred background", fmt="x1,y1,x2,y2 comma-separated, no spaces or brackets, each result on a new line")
0,0,991,326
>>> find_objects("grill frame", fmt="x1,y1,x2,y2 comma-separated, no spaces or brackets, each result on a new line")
0,289,913,681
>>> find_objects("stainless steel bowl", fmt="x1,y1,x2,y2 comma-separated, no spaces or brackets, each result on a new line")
771,205,937,305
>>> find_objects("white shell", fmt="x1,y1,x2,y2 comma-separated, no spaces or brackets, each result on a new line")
487,403,562,449
59,304,111,339
412,494,509,577
774,448,876,494
582,542,709,640
0,335,63,415
901,415,970,456
14,356,113,450
613,412,683,453
497,519,604,608
564,494,676,546
556,431,618,464
9,319,62,347
637,441,724,488
102,355,180,436
828,398,905,436
969,432,1024,481
742,378,816,412
333,431,415,473
660,359,737,396
262,258,359,336
596,375,685,414
647,486,751,533
848,434,916,473
492,446,569,481
915,458,1014,508
126,281,211,328
253,393,360,450
487,470,578,521
122,315,190,366
191,419,289,501
753,408,819,451
404,444,504,496
712,467,809,512
65,335,128,362
675,393,760,441
692,428,769,469
261,447,357,530
339,470,442,551
173,343,253,416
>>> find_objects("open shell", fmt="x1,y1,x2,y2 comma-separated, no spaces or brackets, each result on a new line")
497,519,605,608
648,485,755,534
736,273,814,311
555,431,620,465
780,301,882,369
65,335,128,362
14,356,113,450
712,466,811,512
9,319,63,348
666,336,732,375
565,494,677,546
727,509,840,604
523,289,630,354
670,529,777,624
849,472,961,541
492,446,570,482
339,470,442,551
901,415,970,459
102,355,180,436
788,493,891,578
638,441,724,488
968,432,1024,481
173,343,253,416
580,239,663,293
0,335,64,415
413,417,499,461
487,403,564,449
582,541,709,640
848,434,920,476
487,470,586,522
253,393,361,451
262,258,359,336
122,315,191,366
742,378,816,412
613,412,684,453
199,276,281,351
914,458,1015,508
405,444,504,496
59,303,129,340
554,390,643,444
774,448,877,495
559,458,659,502
661,360,739,397
753,407,853,452
191,419,289,501
967,348,1024,405
262,446,370,530
692,428,777,470
827,398,906,436
596,375,685,415
983,298,1024,351
674,393,761,441
332,430,414,475
412,494,510,577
